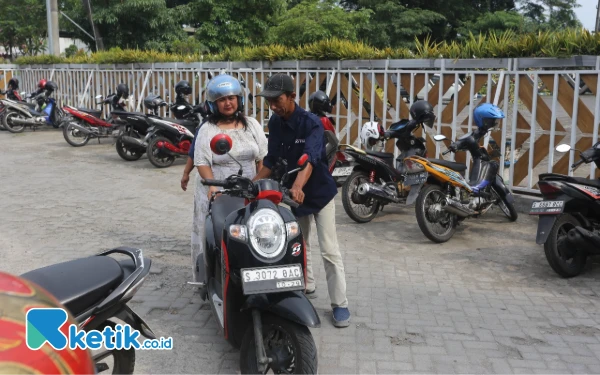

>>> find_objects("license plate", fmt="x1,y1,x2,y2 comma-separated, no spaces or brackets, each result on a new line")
332,166,353,177
404,172,428,186
529,200,565,215
241,264,304,295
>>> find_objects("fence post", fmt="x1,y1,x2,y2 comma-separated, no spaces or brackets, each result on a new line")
79,70,94,107
136,69,152,111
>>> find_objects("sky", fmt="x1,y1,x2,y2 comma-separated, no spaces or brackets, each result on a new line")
575,0,597,30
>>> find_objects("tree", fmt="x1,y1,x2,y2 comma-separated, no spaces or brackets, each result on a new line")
517,0,581,29
188,0,287,52
0,0,48,57
457,10,531,36
62,0,190,51
268,0,371,46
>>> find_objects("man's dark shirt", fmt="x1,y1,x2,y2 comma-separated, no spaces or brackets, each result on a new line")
263,104,337,217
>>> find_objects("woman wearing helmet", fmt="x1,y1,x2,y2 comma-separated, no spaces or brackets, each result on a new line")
189,74,268,284
0,271,95,374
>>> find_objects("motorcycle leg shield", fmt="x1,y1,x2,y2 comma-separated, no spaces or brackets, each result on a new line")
492,174,515,203
242,291,321,328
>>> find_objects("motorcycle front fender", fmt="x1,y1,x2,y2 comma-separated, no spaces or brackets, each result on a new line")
536,215,558,244
492,174,514,203
242,291,321,328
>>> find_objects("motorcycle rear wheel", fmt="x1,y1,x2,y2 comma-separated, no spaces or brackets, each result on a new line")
543,213,587,278
341,170,380,223
240,313,317,374
91,321,136,374
116,134,144,161
3,111,25,133
63,120,91,147
415,184,457,243
147,136,176,168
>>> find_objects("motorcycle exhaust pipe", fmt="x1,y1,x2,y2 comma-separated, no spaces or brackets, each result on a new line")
566,227,600,255
10,117,45,127
66,122,96,135
120,135,147,149
441,198,474,218
357,182,400,203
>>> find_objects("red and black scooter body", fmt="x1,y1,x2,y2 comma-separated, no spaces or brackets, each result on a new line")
199,144,320,349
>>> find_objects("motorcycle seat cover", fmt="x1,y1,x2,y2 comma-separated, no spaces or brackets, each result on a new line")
20,256,123,316
428,158,468,172
211,196,246,245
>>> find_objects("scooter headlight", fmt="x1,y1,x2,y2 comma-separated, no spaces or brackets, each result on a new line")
248,208,286,259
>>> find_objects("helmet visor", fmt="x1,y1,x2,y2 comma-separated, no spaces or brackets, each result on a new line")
423,115,436,128
483,118,501,132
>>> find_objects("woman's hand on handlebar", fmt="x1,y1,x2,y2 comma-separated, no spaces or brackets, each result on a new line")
207,186,221,199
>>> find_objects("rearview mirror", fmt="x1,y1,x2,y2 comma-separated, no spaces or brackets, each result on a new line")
556,144,571,153
20,91,26,96
433,134,447,141
95,95,103,99
210,134,233,155
177,105,186,110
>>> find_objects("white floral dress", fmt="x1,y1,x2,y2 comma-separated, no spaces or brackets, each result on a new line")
191,117,268,282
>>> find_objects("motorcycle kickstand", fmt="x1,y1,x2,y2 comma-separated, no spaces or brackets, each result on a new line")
252,309,272,373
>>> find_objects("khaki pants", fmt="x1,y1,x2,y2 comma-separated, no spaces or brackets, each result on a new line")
298,199,348,308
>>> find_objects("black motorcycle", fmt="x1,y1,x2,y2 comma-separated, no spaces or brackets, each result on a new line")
530,142,600,277
340,118,429,223
143,94,202,168
194,134,319,374
20,246,155,374
113,94,163,161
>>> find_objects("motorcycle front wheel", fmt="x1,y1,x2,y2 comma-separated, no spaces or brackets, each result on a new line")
341,170,380,223
415,184,457,243
63,120,91,147
240,313,317,374
492,188,518,222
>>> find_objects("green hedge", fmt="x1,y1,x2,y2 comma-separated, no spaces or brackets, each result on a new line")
13,28,600,65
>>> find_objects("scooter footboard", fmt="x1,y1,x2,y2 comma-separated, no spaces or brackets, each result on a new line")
242,291,321,328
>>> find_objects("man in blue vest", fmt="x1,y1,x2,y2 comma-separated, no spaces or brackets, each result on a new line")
253,73,350,328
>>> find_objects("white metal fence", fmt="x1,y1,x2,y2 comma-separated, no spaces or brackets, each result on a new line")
1,56,599,195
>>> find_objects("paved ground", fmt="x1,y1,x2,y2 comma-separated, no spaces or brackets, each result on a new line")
2,128,600,374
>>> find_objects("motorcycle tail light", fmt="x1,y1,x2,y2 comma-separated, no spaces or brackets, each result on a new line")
539,181,562,197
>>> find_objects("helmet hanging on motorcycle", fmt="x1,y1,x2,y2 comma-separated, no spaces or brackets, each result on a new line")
0,271,95,374
205,74,244,115
38,79,47,89
360,121,382,148
44,81,58,94
308,90,332,116
175,80,192,96
473,103,505,132
8,78,19,89
116,83,129,100
409,100,436,128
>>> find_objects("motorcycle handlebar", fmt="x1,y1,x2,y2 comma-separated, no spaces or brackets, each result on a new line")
201,178,227,187
282,195,299,208
572,159,585,168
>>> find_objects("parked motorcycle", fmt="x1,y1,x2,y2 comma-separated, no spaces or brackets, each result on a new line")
0,91,33,130
339,119,429,223
406,129,517,243
194,134,319,374
20,246,155,374
530,142,600,277
1,93,65,133
61,94,126,147
113,95,165,161
143,95,201,168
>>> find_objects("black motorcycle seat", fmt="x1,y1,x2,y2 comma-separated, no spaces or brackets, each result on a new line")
112,110,146,117
212,196,246,245
540,173,600,189
428,158,468,172
366,150,394,159
20,256,124,316
78,108,102,118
